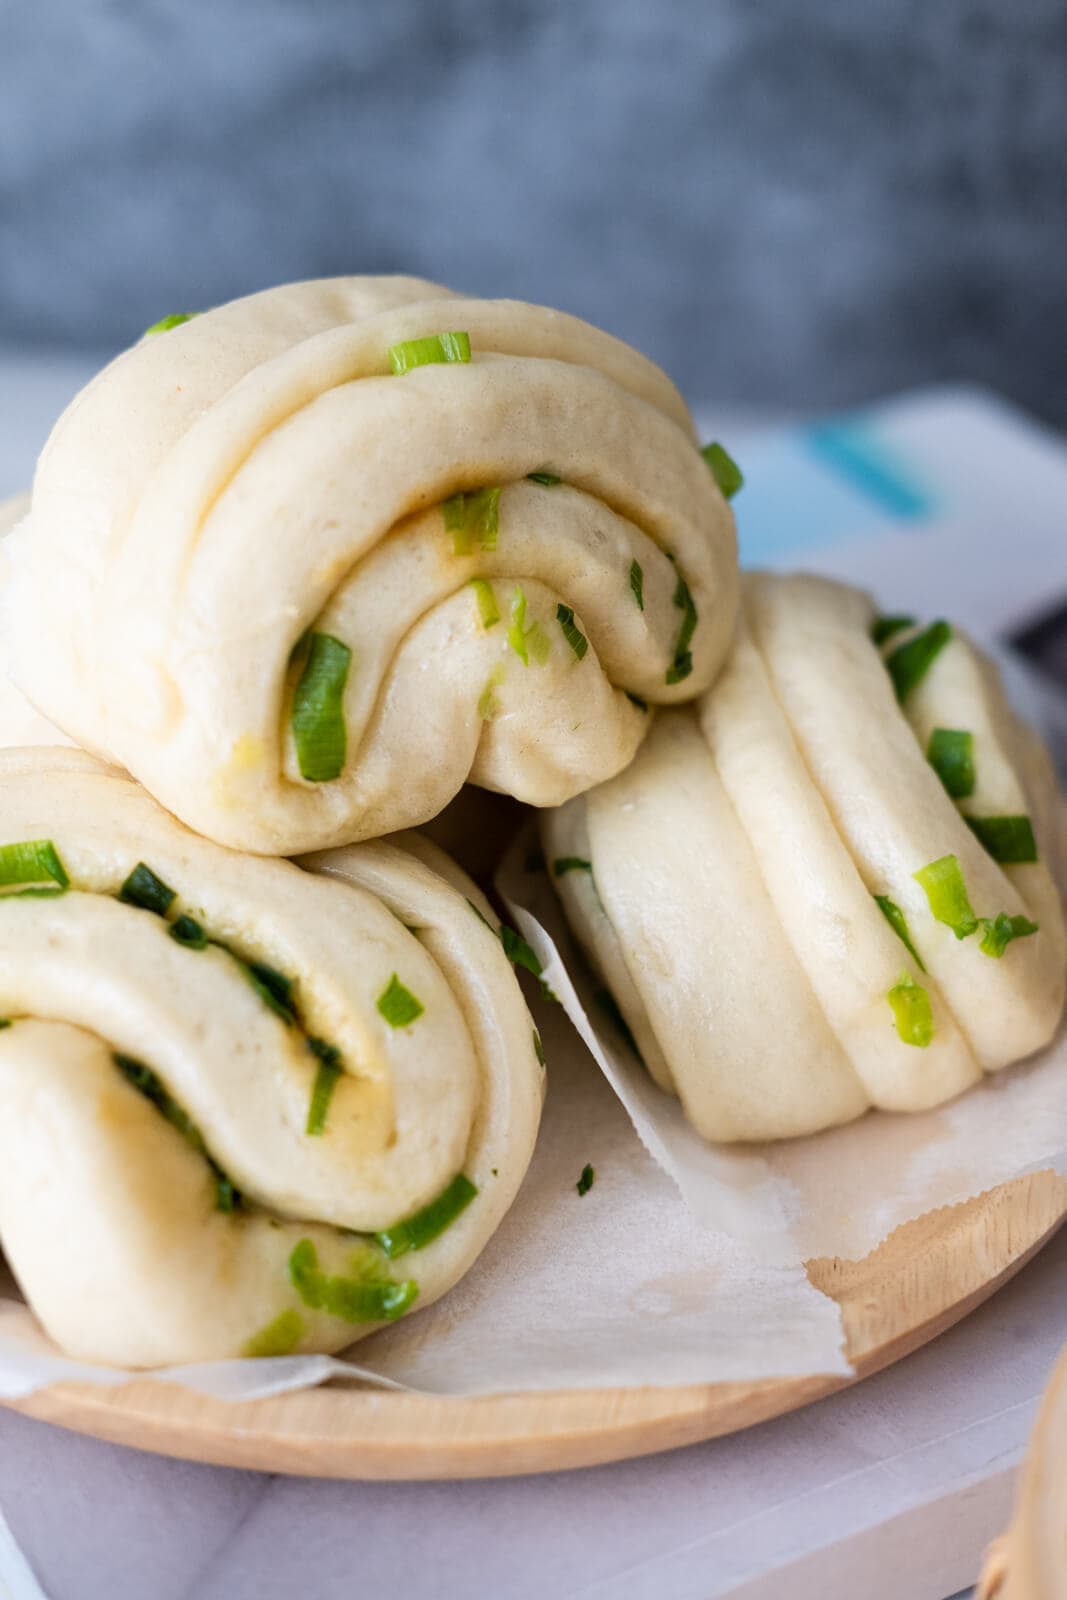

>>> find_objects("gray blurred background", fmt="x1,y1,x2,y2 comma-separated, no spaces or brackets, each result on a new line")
2,0,1065,420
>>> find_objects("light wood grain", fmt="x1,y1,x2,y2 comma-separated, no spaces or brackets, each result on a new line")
978,1306,1067,1600
3,1169,1064,1480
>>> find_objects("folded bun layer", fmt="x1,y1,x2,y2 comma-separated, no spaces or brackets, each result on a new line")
546,573,1066,1143
8,277,738,854
0,748,543,1365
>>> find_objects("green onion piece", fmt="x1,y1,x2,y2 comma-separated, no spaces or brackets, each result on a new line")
470,578,500,630
926,728,976,800
375,1173,478,1258
289,1240,418,1322
873,894,927,972
306,1041,343,1137
291,633,351,783
887,974,934,1047
666,569,698,685
500,924,543,977
701,442,744,499
886,620,952,702
244,960,298,1025
913,854,979,939
388,331,470,375
533,1029,546,1067
477,665,505,720
445,487,501,555
871,614,915,646
576,1163,595,1197
0,1020,10,1030
527,622,551,665
377,974,424,1028
243,1309,304,1358
979,912,1039,959
169,914,208,949
596,988,644,1063
625,690,649,712
554,857,592,877
508,587,532,664
119,862,176,917
0,840,69,894
556,603,588,660
629,560,645,610
527,470,561,486
144,312,198,335
965,814,1038,865
113,1052,240,1211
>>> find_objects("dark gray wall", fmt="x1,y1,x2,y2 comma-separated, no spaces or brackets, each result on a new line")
2,0,1065,418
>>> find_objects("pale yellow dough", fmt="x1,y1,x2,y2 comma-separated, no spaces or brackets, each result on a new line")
545,573,1067,1143
0,496,70,749
6,277,738,854
0,749,543,1366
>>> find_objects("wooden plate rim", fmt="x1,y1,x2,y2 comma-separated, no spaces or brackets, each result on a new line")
6,1171,1066,1480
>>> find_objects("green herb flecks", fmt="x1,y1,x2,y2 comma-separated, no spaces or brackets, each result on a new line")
169,914,208,949
527,470,561,486
113,1052,240,1212
289,1239,418,1322
913,854,979,939
291,632,351,783
576,1163,595,1196
629,560,645,610
445,487,501,555
666,568,698,686
926,729,975,800
470,577,500,629
979,912,1039,959
701,442,744,499
508,587,550,666
556,604,588,661
377,974,425,1028
375,1173,478,1258
144,312,198,335
887,974,934,1047
119,862,176,917
873,894,926,972
871,614,915,646
965,814,1038,865
388,331,470,374
243,1309,304,1358
0,840,70,897
885,620,952,702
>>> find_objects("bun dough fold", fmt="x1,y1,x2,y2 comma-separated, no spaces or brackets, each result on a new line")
0,749,543,1365
7,277,738,854
0,496,70,749
545,573,1066,1143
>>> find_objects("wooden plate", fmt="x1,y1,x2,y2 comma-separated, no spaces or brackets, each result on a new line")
6,1170,1066,1480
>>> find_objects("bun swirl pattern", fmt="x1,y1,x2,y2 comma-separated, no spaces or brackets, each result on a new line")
546,573,1066,1143
0,749,543,1365
8,277,738,854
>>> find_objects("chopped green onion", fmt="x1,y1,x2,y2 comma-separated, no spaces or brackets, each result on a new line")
445,487,501,555
873,894,927,972
625,690,649,712
913,854,978,939
500,924,543,977
527,470,561,486
576,1163,595,1196
169,914,208,949
666,569,698,685
119,862,176,917
629,560,645,610
377,974,424,1028
0,1020,10,1030
243,1309,304,1358
701,442,744,499
144,312,198,335
979,912,1039,959
114,1052,240,1211
887,974,934,1047
289,1239,418,1322
0,840,69,894
556,603,588,660
886,620,952,702
375,1173,478,1258
469,578,500,629
871,614,915,646
553,857,592,877
244,960,298,1025
533,1029,546,1067
388,331,471,374
508,586,550,666
306,1043,343,1137
596,988,643,1063
926,729,975,800
965,814,1038,865
477,665,505,720
466,896,496,932
291,633,351,783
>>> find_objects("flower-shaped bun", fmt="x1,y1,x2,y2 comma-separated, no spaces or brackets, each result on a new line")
0,748,543,1365
8,278,738,854
545,573,1066,1143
